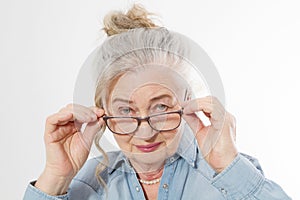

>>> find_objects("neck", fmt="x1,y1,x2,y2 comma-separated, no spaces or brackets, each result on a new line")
137,166,164,181
128,154,166,174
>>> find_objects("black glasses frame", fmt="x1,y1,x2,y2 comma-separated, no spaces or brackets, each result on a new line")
103,109,183,135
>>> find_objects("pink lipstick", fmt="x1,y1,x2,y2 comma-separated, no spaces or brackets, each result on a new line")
135,142,162,153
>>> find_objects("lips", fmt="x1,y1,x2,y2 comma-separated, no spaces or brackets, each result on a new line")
135,142,162,153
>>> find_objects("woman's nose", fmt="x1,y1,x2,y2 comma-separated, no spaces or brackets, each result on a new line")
133,121,157,140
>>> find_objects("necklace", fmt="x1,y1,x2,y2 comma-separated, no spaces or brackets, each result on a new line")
139,177,161,185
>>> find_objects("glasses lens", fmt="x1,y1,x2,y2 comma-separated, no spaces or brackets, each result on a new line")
149,112,181,131
106,117,138,134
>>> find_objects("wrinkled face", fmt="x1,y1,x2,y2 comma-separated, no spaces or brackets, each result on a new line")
106,65,187,172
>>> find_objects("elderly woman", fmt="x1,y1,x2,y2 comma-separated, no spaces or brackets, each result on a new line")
24,5,290,200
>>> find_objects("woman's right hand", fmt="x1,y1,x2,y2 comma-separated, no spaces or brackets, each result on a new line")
35,104,105,195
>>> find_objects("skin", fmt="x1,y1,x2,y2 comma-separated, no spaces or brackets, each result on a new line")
35,104,104,195
110,83,183,200
182,96,238,172
35,68,238,200
110,84,184,171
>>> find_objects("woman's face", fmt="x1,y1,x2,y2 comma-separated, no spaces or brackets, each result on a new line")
106,66,187,172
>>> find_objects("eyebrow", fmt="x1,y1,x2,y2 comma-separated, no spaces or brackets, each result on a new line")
112,94,175,104
112,98,134,104
149,94,175,102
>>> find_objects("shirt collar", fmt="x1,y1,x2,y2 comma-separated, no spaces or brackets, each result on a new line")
107,124,198,174
107,151,133,174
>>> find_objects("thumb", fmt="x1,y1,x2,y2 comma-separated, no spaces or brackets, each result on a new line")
182,112,205,135
80,118,104,151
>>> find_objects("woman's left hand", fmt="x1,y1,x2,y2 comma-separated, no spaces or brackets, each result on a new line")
182,96,238,173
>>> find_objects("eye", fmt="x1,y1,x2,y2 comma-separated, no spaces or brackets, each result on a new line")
153,104,168,112
118,107,133,116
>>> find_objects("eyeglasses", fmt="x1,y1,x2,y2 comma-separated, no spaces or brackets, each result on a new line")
103,109,183,135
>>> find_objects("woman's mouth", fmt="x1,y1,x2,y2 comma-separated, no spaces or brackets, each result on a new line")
135,142,162,153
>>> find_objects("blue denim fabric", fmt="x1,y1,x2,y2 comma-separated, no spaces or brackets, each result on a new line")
23,127,291,200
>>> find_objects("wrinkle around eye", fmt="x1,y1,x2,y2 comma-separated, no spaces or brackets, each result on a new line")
117,107,134,116
150,104,169,114
156,104,168,111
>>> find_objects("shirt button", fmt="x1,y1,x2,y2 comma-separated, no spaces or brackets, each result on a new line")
135,186,140,192
220,188,227,195
163,184,169,189
170,157,175,162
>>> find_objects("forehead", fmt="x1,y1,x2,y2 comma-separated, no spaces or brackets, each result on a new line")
110,65,187,101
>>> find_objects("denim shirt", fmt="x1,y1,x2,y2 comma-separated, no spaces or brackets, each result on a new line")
24,127,291,200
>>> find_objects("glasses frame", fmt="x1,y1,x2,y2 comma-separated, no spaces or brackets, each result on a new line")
103,108,184,135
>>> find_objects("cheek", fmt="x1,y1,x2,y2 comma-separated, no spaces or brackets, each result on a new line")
160,129,182,156
113,134,132,149
160,129,179,144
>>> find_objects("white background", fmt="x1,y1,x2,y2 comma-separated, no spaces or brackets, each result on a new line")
1,0,299,199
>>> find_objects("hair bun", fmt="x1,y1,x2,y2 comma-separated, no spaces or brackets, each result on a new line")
103,4,159,36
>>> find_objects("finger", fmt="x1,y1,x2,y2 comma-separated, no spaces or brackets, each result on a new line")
48,122,78,143
210,118,225,130
56,105,90,133
61,104,100,124
201,128,221,157
72,105,96,122
183,98,225,122
90,107,105,118
230,114,237,141
56,109,85,131
77,106,105,122
81,118,104,150
182,100,213,115
72,106,104,132
182,113,205,135
45,112,73,133
182,96,223,113
183,112,217,157
224,112,237,141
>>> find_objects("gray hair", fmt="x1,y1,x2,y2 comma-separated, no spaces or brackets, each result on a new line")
92,27,191,189
77,4,224,196
94,27,190,109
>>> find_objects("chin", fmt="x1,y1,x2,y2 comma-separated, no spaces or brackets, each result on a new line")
122,144,177,173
